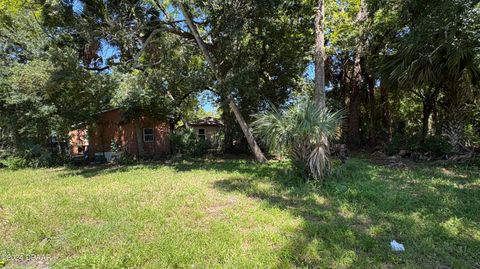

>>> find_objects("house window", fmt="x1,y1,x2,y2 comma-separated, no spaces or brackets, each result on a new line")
198,128,206,141
143,128,154,142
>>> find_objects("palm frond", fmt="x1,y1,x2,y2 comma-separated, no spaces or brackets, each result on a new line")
253,97,344,180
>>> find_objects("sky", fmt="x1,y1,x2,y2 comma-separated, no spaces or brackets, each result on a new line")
201,100,216,113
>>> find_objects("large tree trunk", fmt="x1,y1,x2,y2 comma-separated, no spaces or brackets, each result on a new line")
313,0,331,173
134,120,145,157
420,88,440,143
366,75,376,146
347,0,367,148
221,104,236,153
314,0,326,109
347,51,362,147
431,103,439,136
380,86,392,141
421,100,433,142
166,90,190,129
179,3,267,163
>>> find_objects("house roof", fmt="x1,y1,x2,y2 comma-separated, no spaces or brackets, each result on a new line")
70,107,120,129
189,117,223,127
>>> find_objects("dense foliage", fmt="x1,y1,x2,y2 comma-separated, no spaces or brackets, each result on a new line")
0,2,115,166
0,0,479,167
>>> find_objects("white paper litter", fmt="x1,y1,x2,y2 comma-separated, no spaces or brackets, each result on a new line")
390,240,405,252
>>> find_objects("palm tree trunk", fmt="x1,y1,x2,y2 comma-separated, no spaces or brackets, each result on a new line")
179,2,267,163
421,100,433,142
314,0,326,109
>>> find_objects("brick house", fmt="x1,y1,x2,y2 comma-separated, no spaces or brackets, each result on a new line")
69,108,170,161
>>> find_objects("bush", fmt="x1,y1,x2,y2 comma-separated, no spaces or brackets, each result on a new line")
113,153,137,165
193,139,210,156
109,139,137,165
464,124,480,148
0,156,28,169
0,142,68,169
23,144,55,167
209,131,224,152
384,134,452,156
169,128,215,157
418,135,452,156
252,97,344,180
169,128,196,154
384,135,413,156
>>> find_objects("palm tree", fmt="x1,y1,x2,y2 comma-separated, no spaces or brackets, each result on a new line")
380,0,480,145
252,97,343,180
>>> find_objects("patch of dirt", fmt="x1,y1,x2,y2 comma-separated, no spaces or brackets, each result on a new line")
435,265,452,269
138,223,157,243
205,197,238,218
0,206,12,227
5,255,51,269
364,152,417,169
440,168,467,178
354,214,372,233
80,216,106,226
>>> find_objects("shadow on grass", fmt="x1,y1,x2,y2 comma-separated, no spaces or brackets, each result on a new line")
60,164,142,178
61,157,289,179
58,156,479,267
212,159,480,268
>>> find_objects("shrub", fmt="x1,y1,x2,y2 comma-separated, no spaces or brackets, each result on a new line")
114,153,137,165
0,156,28,169
384,134,452,156
109,139,137,165
22,144,55,167
252,97,344,180
193,139,210,156
0,142,69,169
384,135,416,156
209,131,224,152
169,127,213,157
419,135,452,156
169,128,196,154
464,124,480,149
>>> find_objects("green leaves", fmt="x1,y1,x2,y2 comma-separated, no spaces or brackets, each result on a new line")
379,0,480,89
252,97,344,180
0,2,116,148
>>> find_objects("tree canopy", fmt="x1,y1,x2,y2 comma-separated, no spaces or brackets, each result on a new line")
1,0,479,165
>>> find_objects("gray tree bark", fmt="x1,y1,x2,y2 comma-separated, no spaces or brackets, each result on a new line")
134,120,145,157
314,0,326,109
314,0,331,168
179,2,267,163
347,0,367,147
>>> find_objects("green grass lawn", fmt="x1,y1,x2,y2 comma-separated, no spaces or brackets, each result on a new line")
0,158,479,268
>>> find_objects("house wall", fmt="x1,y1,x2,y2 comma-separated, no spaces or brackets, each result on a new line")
69,129,89,155
191,125,221,142
69,109,170,160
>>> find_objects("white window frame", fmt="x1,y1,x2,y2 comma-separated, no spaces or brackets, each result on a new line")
143,128,154,142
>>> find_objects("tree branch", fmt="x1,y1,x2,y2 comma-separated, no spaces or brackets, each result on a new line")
132,29,161,65
85,66,111,71
178,2,218,72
